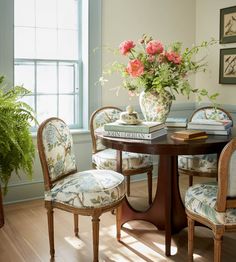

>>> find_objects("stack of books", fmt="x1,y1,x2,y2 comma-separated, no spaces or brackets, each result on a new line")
187,119,233,135
171,130,208,141
165,117,188,128
103,121,167,140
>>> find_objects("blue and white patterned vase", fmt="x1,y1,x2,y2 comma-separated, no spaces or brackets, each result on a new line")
139,90,173,122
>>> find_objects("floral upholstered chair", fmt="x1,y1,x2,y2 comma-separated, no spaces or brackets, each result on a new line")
37,117,126,262
90,106,153,205
178,106,233,186
185,138,236,262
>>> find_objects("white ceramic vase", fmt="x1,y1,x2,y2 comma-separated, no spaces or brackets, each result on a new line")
139,90,173,122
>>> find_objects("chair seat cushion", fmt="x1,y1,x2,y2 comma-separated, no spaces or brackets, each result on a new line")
92,148,152,171
45,169,125,208
185,182,236,225
178,154,217,173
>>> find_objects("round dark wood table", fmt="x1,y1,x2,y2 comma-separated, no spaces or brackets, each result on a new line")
99,129,232,256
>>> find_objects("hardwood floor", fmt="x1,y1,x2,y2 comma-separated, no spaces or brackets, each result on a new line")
1,175,236,261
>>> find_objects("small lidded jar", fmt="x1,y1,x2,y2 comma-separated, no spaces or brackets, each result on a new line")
119,105,140,124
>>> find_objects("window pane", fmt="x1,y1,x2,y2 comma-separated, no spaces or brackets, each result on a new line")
35,0,57,28
15,63,35,92
58,29,78,60
36,28,57,59
58,0,78,29
59,95,74,125
14,0,35,27
37,63,57,93
20,95,36,127
59,64,75,93
21,95,35,111
14,27,35,58
37,95,57,124
14,0,81,129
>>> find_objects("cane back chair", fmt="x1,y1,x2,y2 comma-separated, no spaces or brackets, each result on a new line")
178,106,233,187
90,106,153,205
37,117,125,262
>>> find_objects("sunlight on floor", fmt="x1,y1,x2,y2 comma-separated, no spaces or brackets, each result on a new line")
153,241,178,255
120,234,166,260
193,253,202,259
64,236,85,250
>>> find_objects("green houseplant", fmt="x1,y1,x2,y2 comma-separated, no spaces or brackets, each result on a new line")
0,75,36,195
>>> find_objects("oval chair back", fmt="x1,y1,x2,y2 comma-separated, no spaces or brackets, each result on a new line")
186,138,236,262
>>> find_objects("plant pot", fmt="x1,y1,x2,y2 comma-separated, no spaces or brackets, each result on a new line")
139,90,173,122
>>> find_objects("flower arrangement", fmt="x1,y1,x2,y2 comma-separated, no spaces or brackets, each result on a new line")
101,35,219,102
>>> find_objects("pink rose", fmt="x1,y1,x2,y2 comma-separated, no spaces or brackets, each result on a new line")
119,40,135,55
146,40,164,55
165,51,182,64
126,59,144,77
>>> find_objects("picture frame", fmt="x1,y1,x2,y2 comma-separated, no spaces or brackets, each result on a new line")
220,6,236,44
219,48,236,84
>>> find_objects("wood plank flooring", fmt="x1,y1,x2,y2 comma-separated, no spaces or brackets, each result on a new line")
1,175,236,261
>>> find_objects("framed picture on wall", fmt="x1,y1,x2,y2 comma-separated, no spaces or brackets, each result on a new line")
219,48,236,84
220,6,236,44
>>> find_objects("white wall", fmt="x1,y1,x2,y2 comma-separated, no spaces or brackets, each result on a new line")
101,0,197,107
195,0,236,105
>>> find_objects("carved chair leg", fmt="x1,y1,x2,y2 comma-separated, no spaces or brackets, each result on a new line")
214,232,223,262
189,176,193,187
147,170,152,205
188,216,195,262
47,205,55,258
116,205,122,241
126,176,130,197
74,214,79,237
92,215,100,262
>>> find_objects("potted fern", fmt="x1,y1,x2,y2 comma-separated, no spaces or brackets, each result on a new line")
0,75,36,227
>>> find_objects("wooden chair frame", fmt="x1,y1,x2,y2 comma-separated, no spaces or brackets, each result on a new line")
178,106,233,186
90,106,153,204
37,117,124,262
187,138,236,262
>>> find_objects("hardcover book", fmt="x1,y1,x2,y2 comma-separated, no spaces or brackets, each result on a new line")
172,130,207,139
171,134,208,141
203,129,231,136
165,117,187,127
187,119,232,130
103,128,167,140
104,121,165,133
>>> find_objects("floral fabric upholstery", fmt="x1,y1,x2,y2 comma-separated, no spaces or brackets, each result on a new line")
92,108,121,151
42,119,77,181
179,108,232,174
191,108,230,121
45,169,125,208
178,154,217,173
92,148,152,170
185,182,236,225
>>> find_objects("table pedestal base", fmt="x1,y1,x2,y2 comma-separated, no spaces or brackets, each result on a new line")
118,155,187,256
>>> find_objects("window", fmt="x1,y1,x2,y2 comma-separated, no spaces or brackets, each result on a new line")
14,0,81,128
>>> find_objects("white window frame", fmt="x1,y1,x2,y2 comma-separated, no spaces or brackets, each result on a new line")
0,0,101,132
82,0,102,130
